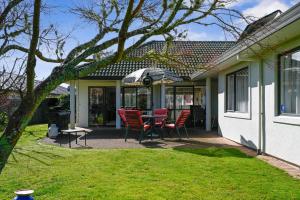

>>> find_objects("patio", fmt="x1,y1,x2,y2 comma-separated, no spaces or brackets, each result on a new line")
41,128,300,179
42,128,252,152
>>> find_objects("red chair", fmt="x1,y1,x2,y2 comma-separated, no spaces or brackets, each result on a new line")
154,108,168,127
164,110,191,139
117,108,127,127
124,110,151,143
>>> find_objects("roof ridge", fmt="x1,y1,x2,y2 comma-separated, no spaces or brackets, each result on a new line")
149,40,236,43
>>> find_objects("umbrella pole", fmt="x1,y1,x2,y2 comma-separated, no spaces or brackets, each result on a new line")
151,85,154,115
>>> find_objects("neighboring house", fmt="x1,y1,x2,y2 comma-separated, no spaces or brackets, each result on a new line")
70,41,235,128
0,72,68,115
192,3,300,166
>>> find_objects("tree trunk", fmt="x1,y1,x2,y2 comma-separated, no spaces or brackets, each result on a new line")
0,94,38,173
0,75,61,174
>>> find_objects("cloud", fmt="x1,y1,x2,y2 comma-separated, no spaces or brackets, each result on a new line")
184,31,225,41
185,32,210,41
226,0,252,8
243,0,289,18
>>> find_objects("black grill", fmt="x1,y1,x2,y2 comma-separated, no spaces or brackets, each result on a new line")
47,98,70,131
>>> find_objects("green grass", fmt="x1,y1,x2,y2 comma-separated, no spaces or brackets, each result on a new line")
0,125,300,200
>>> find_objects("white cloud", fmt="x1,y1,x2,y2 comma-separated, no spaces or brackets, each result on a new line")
185,31,210,41
226,0,252,8
243,0,289,18
184,31,224,41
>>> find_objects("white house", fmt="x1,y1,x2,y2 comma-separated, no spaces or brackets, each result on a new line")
69,41,235,130
69,2,300,167
192,3,300,166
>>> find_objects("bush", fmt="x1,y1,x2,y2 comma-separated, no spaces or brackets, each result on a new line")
0,111,8,132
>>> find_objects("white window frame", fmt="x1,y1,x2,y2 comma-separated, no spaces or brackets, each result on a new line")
274,47,300,125
224,66,251,120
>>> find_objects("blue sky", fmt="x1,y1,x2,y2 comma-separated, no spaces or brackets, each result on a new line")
35,0,299,81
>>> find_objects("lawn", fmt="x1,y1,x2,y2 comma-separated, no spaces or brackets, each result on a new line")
0,125,299,200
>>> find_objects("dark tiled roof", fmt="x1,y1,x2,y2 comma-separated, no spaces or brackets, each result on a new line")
85,41,236,79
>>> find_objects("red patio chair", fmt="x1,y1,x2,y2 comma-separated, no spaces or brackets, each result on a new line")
117,108,127,127
154,108,168,127
164,110,191,139
124,110,151,143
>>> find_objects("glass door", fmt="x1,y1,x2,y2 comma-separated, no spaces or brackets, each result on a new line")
175,87,194,119
105,87,116,126
88,87,116,127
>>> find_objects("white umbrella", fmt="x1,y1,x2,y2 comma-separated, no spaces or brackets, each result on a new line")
122,68,183,86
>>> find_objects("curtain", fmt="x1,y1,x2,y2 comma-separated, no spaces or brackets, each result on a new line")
235,69,249,113
226,74,235,111
124,88,136,108
280,51,300,115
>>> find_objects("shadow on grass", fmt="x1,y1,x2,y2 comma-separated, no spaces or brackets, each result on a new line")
173,147,252,158
9,147,66,166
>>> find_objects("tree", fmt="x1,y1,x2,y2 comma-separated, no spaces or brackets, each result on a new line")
0,0,248,174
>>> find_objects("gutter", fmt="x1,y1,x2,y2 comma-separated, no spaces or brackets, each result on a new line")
257,59,265,155
191,2,300,80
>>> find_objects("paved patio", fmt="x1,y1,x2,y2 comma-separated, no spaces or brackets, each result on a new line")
41,128,300,179
42,128,244,150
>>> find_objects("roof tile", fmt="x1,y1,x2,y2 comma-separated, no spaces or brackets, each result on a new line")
86,41,235,79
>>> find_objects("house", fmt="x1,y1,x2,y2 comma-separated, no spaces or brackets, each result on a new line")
69,3,300,166
69,41,235,129
191,3,300,166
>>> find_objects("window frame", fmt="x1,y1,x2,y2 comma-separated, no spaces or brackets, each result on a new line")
121,86,153,111
278,46,300,117
165,85,195,120
225,67,249,113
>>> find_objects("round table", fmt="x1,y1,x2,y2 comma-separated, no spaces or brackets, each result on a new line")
141,115,168,139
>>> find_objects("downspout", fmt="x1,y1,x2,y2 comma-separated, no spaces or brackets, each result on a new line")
258,59,265,155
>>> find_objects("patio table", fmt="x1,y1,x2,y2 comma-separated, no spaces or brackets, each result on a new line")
60,127,92,148
141,115,167,139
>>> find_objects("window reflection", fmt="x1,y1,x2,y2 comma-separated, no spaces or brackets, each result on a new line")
137,87,151,110
122,87,152,110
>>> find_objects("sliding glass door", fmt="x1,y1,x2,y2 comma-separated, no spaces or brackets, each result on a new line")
165,86,206,125
122,87,152,112
88,87,116,127
165,86,194,120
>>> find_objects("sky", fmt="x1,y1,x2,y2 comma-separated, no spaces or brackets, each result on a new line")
32,0,299,82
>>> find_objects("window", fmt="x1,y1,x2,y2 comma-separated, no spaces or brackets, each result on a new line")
279,49,300,115
137,87,151,110
226,67,249,113
165,86,201,120
123,88,136,108
122,87,152,110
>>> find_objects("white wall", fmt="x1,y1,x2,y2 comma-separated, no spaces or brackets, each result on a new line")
218,62,260,150
218,37,300,166
262,41,300,166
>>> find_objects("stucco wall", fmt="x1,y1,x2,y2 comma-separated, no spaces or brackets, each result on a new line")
218,37,300,166
218,62,260,150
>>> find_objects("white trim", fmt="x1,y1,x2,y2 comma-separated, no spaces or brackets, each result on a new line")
223,66,252,120
224,112,251,120
273,115,300,126
115,80,121,129
69,80,76,129
191,3,300,80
